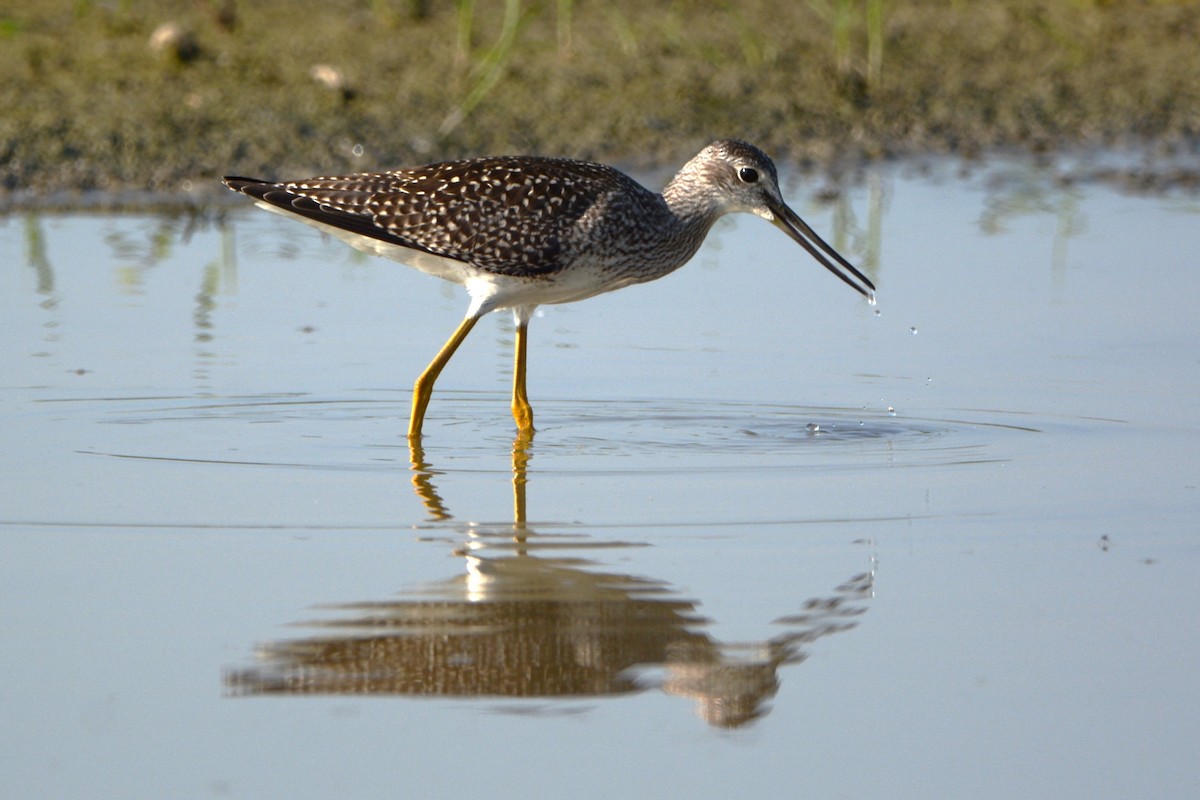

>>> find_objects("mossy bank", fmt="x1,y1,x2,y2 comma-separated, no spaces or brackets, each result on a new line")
2,0,1198,201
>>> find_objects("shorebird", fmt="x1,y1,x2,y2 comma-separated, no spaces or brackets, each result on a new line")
224,139,875,439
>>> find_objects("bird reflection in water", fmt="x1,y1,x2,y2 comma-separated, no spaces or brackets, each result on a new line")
225,436,873,728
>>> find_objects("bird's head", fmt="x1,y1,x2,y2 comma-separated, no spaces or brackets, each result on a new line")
682,139,876,301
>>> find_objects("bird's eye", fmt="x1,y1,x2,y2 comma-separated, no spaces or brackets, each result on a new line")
738,167,759,184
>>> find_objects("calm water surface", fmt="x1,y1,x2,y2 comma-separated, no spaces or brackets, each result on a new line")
2,157,1198,799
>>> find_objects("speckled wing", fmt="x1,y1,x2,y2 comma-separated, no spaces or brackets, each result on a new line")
225,157,639,277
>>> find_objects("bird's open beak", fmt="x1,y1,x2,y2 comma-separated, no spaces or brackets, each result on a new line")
771,200,876,301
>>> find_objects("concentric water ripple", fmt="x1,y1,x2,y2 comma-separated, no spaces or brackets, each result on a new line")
32,390,1085,477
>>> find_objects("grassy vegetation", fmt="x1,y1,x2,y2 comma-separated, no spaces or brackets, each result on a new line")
1,0,1198,198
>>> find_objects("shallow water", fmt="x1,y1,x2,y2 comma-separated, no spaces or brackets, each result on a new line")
2,158,1198,799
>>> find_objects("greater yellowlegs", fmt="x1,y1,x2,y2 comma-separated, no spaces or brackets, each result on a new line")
224,139,875,439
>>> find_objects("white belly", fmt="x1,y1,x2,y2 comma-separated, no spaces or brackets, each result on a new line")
257,200,639,316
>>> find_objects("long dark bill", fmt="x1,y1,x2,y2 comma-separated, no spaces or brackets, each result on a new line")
772,200,876,300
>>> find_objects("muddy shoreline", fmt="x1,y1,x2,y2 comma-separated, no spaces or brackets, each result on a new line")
3,1,1198,208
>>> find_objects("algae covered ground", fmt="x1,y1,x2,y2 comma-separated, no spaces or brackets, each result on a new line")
2,0,1198,201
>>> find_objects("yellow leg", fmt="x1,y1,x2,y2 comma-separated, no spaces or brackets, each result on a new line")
511,316,534,434
409,314,480,440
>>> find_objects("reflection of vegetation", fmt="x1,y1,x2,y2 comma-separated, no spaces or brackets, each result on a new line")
101,211,218,289
193,249,222,344
980,167,1085,283
23,213,55,304
106,217,180,291
193,219,238,347
816,168,887,288
88,211,237,341
23,214,60,354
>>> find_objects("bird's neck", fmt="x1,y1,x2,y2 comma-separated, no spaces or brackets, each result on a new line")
661,170,726,233
651,172,725,275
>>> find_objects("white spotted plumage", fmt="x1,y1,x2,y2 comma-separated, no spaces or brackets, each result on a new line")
224,140,874,437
